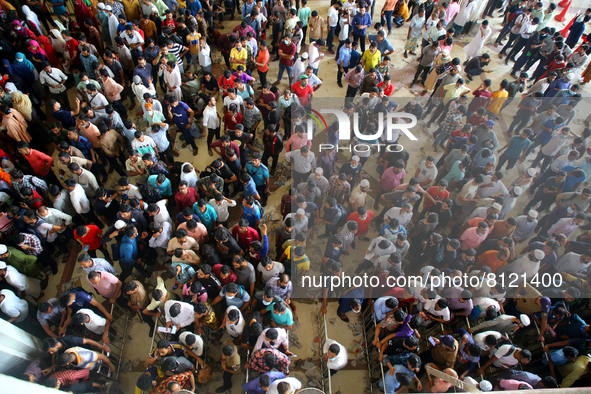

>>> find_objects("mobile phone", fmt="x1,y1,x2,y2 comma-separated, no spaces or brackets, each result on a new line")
84,246,89,251
428,336,436,346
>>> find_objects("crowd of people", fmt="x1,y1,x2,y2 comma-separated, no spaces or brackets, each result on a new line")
1,0,591,393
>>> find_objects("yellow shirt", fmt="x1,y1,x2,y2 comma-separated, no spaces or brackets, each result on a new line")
230,47,247,70
186,32,201,55
362,49,381,72
177,0,187,8
486,90,509,114
398,3,409,21
558,355,591,387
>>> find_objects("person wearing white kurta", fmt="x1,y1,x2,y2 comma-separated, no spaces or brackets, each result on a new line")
180,162,199,188
223,305,245,337
501,250,543,281
464,22,492,62
160,63,182,101
0,289,29,322
267,378,302,394
132,75,157,108
323,338,348,372
0,262,41,298
107,11,119,47
453,0,476,33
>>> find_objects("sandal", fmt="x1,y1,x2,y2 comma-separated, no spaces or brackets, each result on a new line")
338,314,349,322
192,148,198,156
182,142,189,148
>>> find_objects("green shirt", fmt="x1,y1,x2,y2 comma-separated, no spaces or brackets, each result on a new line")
6,246,45,279
298,7,312,26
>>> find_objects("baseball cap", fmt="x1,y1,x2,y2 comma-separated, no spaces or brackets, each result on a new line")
439,335,455,348
115,220,126,230
528,210,538,218
485,120,495,128
533,249,545,260
360,179,370,187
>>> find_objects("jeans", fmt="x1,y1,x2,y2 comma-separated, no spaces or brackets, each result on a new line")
277,63,293,85
467,68,482,76
120,261,150,282
501,32,519,55
111,99,128,119
327,26,337,50
452,23,464,35
496,153,518,171
433,128,450,147
383,11,393,32
180,124,198,150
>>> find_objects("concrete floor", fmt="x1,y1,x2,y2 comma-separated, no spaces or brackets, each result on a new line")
33,0,591,393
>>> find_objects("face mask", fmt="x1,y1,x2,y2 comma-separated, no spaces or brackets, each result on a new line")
15,26,21,30
147,111,153,115
329,357,337,361
301,82,308,87
567,207,574,214
560,134,567,139
83,55,89,58
294,120,302,126
262,299,271,305
226,295,235,300
284,39,290,45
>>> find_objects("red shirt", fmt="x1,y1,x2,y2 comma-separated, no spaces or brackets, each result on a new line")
347,211,375,236
291,81,314,106
64,38,80,64
212,263,237,286
223,112,243,130
278,42,296,66
175,187,200,210
75,225,103,251
218,75,236,94
424,186,450,209
27,190,46,210
377,81,394,96
231,225,260,250
162,18,177,33
24,149,54,177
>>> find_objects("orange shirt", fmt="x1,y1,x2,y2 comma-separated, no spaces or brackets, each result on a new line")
24,149,54,177
477,250,507,273
257,48,270,73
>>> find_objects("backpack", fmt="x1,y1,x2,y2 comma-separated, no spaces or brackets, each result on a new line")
335,204,349,227
253,199,265,218
139,183,162,205
495,339,516,359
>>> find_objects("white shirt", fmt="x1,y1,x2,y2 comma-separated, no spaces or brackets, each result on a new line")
223,95,244,110
73,168,100,198
77,308,106,334
328,6,339,26
384,207,412,227
164,300,195,328
4,265,27,292
179,332,204,356
153,200,173,226
149,221,173,249
308,45,321,69
285,150,316,174
38,208,72,233
0,289,28,322
254,327,290,352
323,339,348,370
555,252,590,274
208,198,236,222
504,254,540,280
225,305,245,337
541,132,569,156
548,217,579,238
478,176,508,199
123,30,144,49
425,296,451,322
473,330,503,352
268,378,302,394
198,44,212,67
550,154,575,172
417,161,438,185
86,92,109,113
40,68,68,93
202,105,220,129
70,184,91,214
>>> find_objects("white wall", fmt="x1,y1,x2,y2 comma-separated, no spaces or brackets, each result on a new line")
0,318,45,376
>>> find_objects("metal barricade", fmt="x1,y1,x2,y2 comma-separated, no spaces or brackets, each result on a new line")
96,303,131,381
244,349,251,391
317,312,332,394
360,307,384,394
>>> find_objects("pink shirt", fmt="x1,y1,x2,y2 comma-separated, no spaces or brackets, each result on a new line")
381,168,406,192
444,2,461,23
499,380,533,391
177,222,209,245
459,227,488,250
87,271,120,299
286,133,312,152
82,124,101,148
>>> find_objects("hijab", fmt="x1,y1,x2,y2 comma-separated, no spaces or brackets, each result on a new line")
12,19,31,38
1,59,34,86
14,52,35,72
21,5,42,36
28,40,48,58
37,36,59,65
10,91,32,121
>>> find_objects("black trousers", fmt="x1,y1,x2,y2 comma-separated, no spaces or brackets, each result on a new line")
207,127,221,146
262,151,279,175
337,66,349,84
500,32,519,55
412,64,432,85
106,155,126,176
256,184,268,206
507,36,528,61
88,245,111,261
258,69,268,87
81,210,104,229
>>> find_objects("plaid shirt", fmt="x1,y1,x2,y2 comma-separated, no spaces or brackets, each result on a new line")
19,233,43,256
243,106,262,130
80,53,99,79
148,161,170,177
327,175,351,205
50,368,90,386
442,110,463,134
249,348,290,374
14,175,48,199
155,371,193,394
265,277,292,299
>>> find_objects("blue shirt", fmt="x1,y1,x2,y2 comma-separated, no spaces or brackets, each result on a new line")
338,46,352,68
352,13,372,36
50,0,67,15
187,0,202,15
350,50,361,67
374,296,395,321
193,204,217,231
170,101,191,128
70,135,94,160
504,135,532,159
562,165,587,192
246,163,269,187
52,109,76,129
64,290,93,313
220,284,251,308
242,372,286,394
369,35,394,58
148,175,172,197
120,235,138,266
242,204,261,228
243,177,259,198
381,371,402,394
242,2,255,19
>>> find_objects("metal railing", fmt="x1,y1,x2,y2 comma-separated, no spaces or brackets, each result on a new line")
96,303,131,381
360,306,385,394
317,311,332,394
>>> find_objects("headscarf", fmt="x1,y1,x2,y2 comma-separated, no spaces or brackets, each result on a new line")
74,0,98,37
3,82,19,94
10,91,33,121
0,59,34,86
37,36,59,66
12,20,33,39
27,40,48,58
21,5,42,36
14,52,35,72
0,107,31,143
